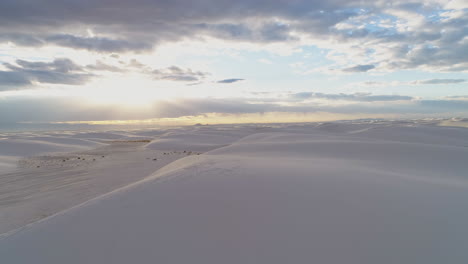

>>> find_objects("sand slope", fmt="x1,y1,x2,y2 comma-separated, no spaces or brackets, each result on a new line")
0,138,104,173
1,121,467,263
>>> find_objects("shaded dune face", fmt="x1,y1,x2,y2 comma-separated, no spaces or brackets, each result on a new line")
1,121,468,264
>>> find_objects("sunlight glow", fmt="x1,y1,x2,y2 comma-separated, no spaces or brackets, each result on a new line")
82,74,177,106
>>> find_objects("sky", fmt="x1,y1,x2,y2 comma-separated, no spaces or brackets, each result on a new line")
0,0,467,125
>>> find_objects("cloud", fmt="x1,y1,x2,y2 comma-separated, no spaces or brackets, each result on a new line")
2,93,467,124
0,71,31,88
86,61,124,72
0,0,464,72
0,97,120,123
0,33,44,46
1,1,466,125
186,82,204,86
419,99,468,110
1,57,213,90
0,58,93,89
45,34,153,53
196,22,296,42
14,58,82,73
290,92,412,102
152,66,208,82
0,0,466,80
217,78,244,84
0,33,153,53
412,79,466,85
128,59,147,69
349,78,468,88
342,64,375,72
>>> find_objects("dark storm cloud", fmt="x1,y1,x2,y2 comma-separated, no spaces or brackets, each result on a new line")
217,78,244,84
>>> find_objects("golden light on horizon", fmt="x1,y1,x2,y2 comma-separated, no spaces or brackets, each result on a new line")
50,112,400,126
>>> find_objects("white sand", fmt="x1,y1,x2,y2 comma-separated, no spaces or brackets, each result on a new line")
0,129,210,234
1,120,468,263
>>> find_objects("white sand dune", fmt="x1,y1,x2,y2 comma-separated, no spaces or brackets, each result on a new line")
0,138,101,157
0,137,105,173
350,125,468,147
145,126,255,151
0,156,18,173
1,120,467,263
0,140,201,234
70,131,131,140
0,124,255,234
